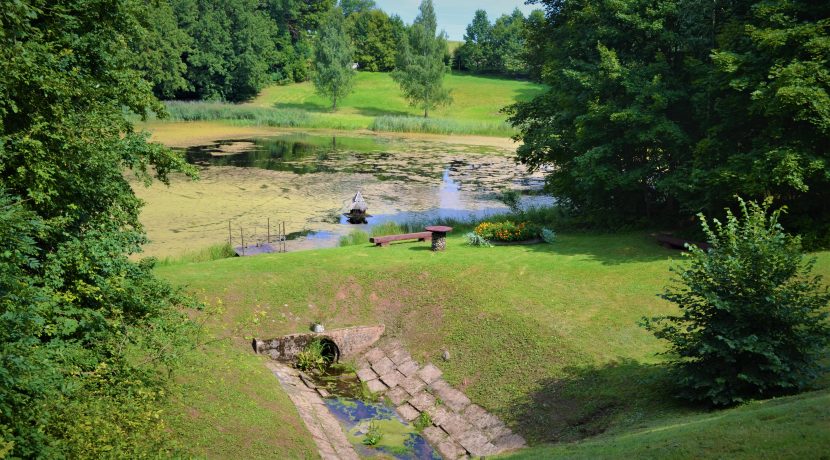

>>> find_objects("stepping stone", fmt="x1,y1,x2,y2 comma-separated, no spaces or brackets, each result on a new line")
380,370,405,389
356,368,378,382
397,359,420,377
365,347,386,364
458,430,496,457
366,379,387,394
409,391,436,412
421,426,448,446
417,363,443,384
316,388,330,398
388,347,412,365
396,403,420,422
426,405,453,427
464,404,501,430
371,356,395,376
386,386,410,406
400,375,427,396
436,438,466,460
485,420,512,441
431,384,471,413
493,432,527,452
441,412,474,438
382,340,403,354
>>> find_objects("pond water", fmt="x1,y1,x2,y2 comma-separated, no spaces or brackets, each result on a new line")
133,131,551,257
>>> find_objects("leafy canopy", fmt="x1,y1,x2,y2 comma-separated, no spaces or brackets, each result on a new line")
642,198,830,406
314,7,356,109
392,0,452,118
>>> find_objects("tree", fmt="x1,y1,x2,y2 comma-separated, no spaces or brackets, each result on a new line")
1,0,195,455
522,9,547,81
392,0,451,117
491,9,527,76
457,9,493,72
314,7,356,109
509,0,830,242
340,0,375,17
173,0,281,101
347,9,399,71
642,199,830,406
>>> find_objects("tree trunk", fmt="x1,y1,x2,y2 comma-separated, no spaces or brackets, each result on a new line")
332,96,337,111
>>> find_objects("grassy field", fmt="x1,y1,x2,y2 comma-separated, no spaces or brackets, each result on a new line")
156,230,830,458
148,72,545,137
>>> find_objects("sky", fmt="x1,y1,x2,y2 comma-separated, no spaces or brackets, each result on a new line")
372,0,538,41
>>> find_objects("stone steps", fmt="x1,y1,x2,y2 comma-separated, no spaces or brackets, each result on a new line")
357,341,526,459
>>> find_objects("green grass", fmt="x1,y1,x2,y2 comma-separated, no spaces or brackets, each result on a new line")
154,72,545,137
155,243,236,266
156,230,830,457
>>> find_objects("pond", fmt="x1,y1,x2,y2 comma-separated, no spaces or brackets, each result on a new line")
132,131,551,257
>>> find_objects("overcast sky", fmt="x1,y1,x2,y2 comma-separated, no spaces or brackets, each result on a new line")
373,0,539,41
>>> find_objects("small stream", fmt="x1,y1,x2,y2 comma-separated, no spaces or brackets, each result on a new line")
306,364,441,459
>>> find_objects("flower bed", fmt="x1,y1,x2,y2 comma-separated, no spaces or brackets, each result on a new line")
474,221,540,242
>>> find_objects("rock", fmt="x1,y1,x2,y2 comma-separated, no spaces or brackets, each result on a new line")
409,391,437,412
386,386,410,406
365,378,387,394
356,368,378,382
400,375,427,396
397,359,420,377
379,370,405,389
442,350,451,361
371,356,395,376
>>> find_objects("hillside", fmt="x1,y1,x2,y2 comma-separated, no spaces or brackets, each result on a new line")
156,231,830,458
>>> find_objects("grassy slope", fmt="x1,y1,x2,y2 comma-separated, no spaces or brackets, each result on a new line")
146,72,546,137
157,232,830,457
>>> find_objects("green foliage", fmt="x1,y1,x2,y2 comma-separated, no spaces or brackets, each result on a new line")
541,228,557,244
346,9,402,71
391,0,452,117
172,0,282,101
370,115,513,136
371,221,405,237
642,198,830,406
362,420,383,446
0,0,197,455
314,8,356,110
296,339,328,372
338,230,370,247
455,8,534,77
156,243,236,266
500,189,523,214
510,0,830,240
465,232,493,248
475,221,540,242
413,411,432,432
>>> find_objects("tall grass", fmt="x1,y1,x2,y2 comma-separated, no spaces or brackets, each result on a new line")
338,230,370,247
370,115,515,137
155,243,236,266
163,101,311,127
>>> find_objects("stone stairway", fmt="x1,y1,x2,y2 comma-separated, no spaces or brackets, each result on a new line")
356,341,526,459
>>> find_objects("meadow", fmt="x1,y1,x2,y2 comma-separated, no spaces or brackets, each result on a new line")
146,73,546,137
156,229,830,458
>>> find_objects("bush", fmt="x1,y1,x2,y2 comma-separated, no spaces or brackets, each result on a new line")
465,232,493,247
642,198,830,406
474,221,540,242
296,339,328,372
541,228,556,244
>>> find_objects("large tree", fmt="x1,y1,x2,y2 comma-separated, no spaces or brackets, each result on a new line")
1,0,195,456
346,9,400,71
456,9,493,73
509,0,830,243
314,7,356,109
392,0,451,117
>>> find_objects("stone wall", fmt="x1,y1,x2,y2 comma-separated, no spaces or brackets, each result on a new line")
253,325,385,362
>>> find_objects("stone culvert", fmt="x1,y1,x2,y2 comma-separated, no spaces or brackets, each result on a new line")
253,325,385,363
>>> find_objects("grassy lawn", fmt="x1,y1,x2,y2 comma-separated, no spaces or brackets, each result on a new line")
156,231,830,457
146,73,546,137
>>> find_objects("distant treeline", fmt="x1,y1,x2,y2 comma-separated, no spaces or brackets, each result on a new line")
137,0,539,103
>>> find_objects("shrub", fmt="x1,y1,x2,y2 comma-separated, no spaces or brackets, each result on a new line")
500,189,522,214
541,228,556,244
642,198,830,406
465,232,492,247
474,221,540,242
413,411,432,432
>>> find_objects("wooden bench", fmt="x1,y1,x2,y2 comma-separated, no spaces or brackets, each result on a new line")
369,231,432,247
